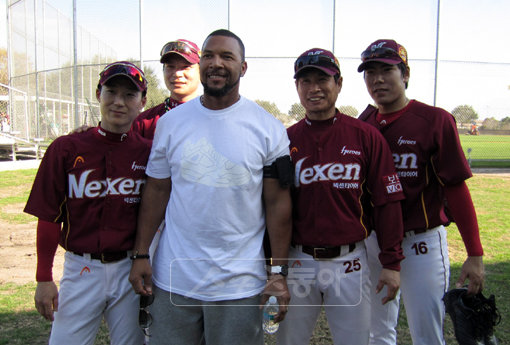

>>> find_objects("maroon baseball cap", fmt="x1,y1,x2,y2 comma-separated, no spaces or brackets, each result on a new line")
98,61,147,92
358,39,408,72
294,48,341,78
160,39,201,64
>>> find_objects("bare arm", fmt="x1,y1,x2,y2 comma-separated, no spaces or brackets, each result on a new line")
261,178,292,322
129,176,171,296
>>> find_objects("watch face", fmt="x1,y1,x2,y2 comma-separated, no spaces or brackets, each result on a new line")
271,265,288,277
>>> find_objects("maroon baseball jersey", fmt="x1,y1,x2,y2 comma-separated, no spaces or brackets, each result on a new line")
288,111,404,247
131,98,183,139
359,100,472,232
24,127,151,253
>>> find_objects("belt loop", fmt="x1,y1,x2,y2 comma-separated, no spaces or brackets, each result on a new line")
340,244,348,256
405,230,417,238
348,243,356,253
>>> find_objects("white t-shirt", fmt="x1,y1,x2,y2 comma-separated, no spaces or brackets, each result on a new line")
147,96,290,301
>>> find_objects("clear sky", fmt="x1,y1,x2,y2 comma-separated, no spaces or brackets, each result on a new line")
2,0,509,120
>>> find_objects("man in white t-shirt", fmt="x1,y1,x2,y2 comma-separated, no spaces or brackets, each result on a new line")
129,29,292,345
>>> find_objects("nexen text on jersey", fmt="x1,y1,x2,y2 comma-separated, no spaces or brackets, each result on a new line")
68,169,146,198
294,157,361,187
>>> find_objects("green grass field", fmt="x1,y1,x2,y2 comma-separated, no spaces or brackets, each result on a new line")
0,170,508,345
460,134,510,167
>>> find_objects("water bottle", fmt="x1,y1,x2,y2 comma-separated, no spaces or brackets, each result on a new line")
262,296,279,334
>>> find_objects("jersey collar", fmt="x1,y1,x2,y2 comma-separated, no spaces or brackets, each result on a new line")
304,110,341,127
95,126,129,142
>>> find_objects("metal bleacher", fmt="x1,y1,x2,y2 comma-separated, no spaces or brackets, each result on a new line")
0,131,45,161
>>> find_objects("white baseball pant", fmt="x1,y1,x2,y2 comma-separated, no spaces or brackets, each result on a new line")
49,251,144,345
276,241,371,345
366,226,450,345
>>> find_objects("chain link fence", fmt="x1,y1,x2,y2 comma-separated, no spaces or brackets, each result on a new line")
4,0,510,165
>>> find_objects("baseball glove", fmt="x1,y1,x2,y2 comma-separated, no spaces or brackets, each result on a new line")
443,288,501,345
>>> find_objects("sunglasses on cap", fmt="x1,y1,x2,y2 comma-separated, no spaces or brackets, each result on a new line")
361,47,407,64
139,294,154,337
160,40,199,57
294,54,339,72
99,62,147,91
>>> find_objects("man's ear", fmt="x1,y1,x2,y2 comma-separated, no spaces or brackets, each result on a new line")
403,66,410,83
96,88,101,102
336,76,343,94
140,95,147,110
240,61,248,77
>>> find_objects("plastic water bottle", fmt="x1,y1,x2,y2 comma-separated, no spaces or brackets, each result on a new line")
262,296,279,334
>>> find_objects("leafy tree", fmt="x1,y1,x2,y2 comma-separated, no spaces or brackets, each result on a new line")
481,117,499,130
288,102,305,121
255,99,294,126
451,105,478,127
500,117,510,130
255,99,282,117
338,105,358,118
143,65,167,109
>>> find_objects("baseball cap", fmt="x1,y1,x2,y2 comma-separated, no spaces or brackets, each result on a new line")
98,61,147,92
357,39,408,72
160,39,200,64
294,48,341,79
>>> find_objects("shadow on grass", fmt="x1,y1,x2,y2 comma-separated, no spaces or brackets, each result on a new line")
0,261,507,345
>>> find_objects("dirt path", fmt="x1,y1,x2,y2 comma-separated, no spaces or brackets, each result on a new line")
0,205,64,285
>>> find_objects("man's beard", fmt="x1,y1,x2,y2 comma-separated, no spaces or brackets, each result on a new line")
202,76,241,97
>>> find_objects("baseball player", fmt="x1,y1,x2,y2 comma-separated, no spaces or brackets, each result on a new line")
132,39,201,139
24,61,151,345
357,39,485,345
276,48,405,345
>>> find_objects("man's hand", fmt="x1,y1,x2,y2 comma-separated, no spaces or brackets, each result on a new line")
129,259,153,296
261,275,290,322
376,268,400,305
456,256,484,295
69,125,93,134
35,281,59,321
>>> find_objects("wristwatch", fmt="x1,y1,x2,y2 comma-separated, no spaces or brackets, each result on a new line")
270,264,289,277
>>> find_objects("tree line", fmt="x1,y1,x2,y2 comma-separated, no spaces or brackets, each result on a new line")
256,99,510,131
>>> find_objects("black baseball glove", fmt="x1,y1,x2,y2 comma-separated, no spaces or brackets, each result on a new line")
443,287,501,345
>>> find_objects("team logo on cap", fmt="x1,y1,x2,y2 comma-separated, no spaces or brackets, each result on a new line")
398,46,408,65
370,42,387,51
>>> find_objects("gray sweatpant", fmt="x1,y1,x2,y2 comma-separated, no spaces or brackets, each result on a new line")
148,285,264,345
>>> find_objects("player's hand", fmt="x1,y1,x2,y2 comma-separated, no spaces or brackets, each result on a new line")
129,258,153,296
376,268,400,305
456,256,484,295
34,281,59,321
69,125,93,134
261,274,290,322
